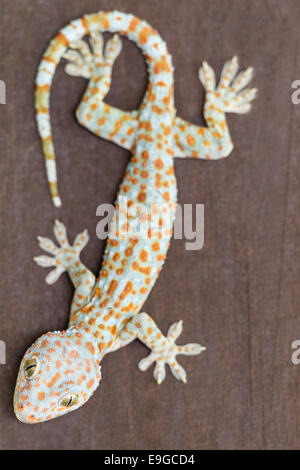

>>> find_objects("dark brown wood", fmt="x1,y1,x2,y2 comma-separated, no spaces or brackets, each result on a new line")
0,0,299,450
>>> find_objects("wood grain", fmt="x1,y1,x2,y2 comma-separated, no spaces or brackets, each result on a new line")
0,0,299,449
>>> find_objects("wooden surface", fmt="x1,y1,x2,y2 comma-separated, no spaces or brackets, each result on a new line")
0,0,300,450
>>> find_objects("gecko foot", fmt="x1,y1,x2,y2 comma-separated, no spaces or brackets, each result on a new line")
138,320,205,384
199,56,257,114
34,220,89,284
63,32,122,79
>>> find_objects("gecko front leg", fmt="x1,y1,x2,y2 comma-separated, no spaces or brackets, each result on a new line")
112,313,205,384
34,220,95,316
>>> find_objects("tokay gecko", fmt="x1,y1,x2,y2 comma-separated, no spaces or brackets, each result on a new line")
14,11,256,423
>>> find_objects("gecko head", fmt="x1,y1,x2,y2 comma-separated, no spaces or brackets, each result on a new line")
14,330,101,423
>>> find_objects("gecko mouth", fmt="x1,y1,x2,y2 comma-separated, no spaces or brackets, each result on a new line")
14,398,31,424
13,366,35,423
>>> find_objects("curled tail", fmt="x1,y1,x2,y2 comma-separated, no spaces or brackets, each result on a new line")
35,10,173,207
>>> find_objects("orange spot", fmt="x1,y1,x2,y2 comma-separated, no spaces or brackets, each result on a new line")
56,33,68,46
98,117,106,126
100,14,110,29
81,17,89,32
197,128,205,136
108,280,118,295
129,17,140,31
69,350,79,359
87,378,95,389
138,192,146,203
47,372,61,388
152,241,160,251
125,247,133,257
85,342,95,355
127,127,135,136
154,57,171,74
36,84,49,93
122,185,130,193
155,158,164,170
152,105,163,114
109,325,117,335
139,249,148,263
139,26,154,44
187,135,196,146
38,391,45,401
140,287,148,294
43,56,56,64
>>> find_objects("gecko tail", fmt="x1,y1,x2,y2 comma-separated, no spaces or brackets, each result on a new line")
35,10,171,207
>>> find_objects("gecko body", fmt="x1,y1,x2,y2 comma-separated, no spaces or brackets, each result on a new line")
14,11,256,423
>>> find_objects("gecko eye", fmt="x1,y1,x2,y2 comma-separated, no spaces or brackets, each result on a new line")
59,393,79,408
24,357,39,380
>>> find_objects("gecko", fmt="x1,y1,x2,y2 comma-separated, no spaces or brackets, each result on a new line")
14,10,256,423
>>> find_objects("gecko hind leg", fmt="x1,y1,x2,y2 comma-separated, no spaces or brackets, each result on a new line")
63,33,138,150
63,32,122,83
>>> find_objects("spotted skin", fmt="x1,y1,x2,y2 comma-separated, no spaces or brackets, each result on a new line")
14,11,256,423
